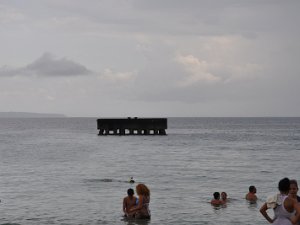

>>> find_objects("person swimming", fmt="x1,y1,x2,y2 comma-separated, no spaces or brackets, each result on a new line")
129,177,135,183
245,185,257,202
211,192,225,206
221,192,228,202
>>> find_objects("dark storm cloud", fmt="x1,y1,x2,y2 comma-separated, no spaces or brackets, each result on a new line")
0,53,92,77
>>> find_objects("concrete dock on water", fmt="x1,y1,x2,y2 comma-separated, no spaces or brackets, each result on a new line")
97,117,167,135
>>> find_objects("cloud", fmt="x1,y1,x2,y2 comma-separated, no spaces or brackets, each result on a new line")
0,4,25,24
175,54,221,85
101,68,137,83
0,53,92,77
26,53,92,76
175,53,262,87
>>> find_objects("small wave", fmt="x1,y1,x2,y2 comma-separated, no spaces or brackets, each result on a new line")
98,178,114,182
1,223,22,225
260,170,272,173
84,178,132,183
26,217,41,221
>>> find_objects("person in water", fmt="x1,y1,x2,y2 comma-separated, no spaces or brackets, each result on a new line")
211,192,224,206
129,177,135,183
289,180,300,225
289,179,300,202
260,177,300,225
129,183,151,219
245,185,257,202
221,192,228,202
123,188,137,217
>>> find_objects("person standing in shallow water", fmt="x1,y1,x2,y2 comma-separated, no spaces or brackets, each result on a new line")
129,184,151,219
123,188,137,218
289,179,300,202
289,180,300,225
260,177,300,225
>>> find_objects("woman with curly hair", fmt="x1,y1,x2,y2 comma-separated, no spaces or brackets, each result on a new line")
129,183,151,219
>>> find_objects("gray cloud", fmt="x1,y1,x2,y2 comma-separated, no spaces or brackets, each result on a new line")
0,53,92,77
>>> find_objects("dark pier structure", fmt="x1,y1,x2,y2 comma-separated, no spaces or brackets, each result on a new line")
97,117,167,135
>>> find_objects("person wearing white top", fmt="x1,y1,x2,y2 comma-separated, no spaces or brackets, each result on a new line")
260,178,300,225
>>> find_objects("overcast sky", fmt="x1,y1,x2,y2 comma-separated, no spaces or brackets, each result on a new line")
0,0,299,117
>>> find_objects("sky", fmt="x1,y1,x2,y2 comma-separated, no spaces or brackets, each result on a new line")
0,0,299,117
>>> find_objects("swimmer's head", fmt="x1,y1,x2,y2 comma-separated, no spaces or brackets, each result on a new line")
213,192,220,200
129,177,135,183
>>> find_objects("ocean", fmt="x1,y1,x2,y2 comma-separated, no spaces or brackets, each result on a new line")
0,117,299,225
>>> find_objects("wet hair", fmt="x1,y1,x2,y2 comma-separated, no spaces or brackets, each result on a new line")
278,177,290,193
249,185,256,193
127,188,134,196
136,184,150,196
213,192,220,200
290,179,299,188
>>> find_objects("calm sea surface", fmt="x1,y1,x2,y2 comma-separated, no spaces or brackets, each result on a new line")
0,117,299,225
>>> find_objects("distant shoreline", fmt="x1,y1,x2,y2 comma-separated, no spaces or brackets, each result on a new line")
0,112,66,118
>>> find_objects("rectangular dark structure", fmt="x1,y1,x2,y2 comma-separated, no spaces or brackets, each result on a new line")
97,117,167,135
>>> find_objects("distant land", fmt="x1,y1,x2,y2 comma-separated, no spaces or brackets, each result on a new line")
0,112,66,118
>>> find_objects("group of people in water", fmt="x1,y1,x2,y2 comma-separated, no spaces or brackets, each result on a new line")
122,177,300,224
210,178,300,225
210,191,229,205
123,183,151,219
210,185,257,206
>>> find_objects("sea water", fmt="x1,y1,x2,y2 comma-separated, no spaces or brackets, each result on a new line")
0,117,299,225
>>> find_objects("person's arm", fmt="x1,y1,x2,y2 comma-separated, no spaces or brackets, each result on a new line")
260,203,274,223
254,195,258,201
130,195,143,212
290,200,300,225
123,198,126,213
